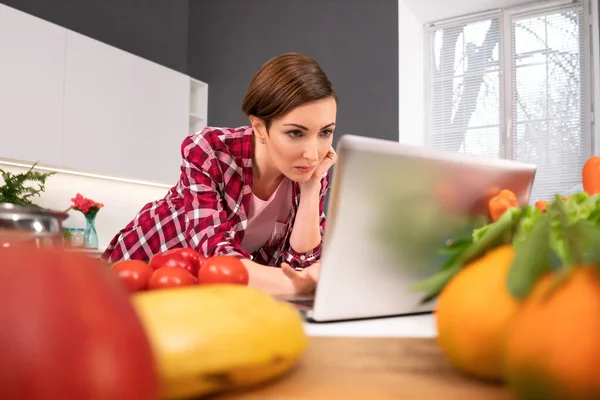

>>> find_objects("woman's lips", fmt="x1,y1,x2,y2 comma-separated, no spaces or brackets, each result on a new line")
294,166,315,174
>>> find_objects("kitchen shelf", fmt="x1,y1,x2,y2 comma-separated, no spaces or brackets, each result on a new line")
65,247,106,259
190,78,208,133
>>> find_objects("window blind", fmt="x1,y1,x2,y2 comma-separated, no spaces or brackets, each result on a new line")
427,17,502,159
426,1,590,203
511,5,588,202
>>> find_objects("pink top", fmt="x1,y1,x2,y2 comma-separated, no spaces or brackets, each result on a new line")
241,178,292,254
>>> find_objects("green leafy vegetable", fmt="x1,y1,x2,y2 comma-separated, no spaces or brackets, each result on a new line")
413,207,524,303
415,190,600,304
506,213,552,300
510,194,600,298
412,240,470,303
507,193,600,299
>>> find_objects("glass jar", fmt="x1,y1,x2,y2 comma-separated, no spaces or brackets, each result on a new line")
71,228,85,248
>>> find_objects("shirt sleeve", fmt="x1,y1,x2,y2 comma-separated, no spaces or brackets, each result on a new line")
282,171,331,269
180,137,251,260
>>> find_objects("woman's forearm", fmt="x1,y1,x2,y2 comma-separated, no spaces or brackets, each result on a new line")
289,183,321,253
241,259,294,294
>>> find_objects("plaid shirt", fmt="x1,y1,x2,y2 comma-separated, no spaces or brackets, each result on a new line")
102,126,330,269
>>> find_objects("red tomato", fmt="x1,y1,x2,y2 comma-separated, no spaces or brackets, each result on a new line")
148,266,197,290
111,260,153,292
149,251,195,275
197,255,249,286
162,247,207,275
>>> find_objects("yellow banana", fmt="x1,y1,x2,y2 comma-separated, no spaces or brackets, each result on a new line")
131,284,309,399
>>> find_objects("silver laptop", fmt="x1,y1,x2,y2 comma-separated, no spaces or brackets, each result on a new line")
277,134,536,323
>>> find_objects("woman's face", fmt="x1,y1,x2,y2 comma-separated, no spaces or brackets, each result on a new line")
252,97,337,183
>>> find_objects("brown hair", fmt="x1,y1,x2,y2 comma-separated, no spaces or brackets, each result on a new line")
241,52,337,130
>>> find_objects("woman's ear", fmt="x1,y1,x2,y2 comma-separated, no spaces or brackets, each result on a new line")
249,116,268,142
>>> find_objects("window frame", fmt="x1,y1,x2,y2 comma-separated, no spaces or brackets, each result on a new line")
422,0,596,161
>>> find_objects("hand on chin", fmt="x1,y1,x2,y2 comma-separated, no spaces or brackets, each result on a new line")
297,172,321,193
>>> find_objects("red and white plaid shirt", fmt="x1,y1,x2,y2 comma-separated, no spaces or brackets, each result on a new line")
102,126,330,269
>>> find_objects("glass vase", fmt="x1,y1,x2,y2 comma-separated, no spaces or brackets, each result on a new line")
83,213,99,249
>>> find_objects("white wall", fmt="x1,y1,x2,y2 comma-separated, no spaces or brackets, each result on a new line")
398,0,425,146
0,160,172,251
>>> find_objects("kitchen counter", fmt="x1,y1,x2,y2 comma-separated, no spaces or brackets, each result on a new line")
212,315,512,399
215,336,510,399
65,247,106,259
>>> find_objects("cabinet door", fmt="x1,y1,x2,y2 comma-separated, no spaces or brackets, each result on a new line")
0,4,66,166
63,31,190,184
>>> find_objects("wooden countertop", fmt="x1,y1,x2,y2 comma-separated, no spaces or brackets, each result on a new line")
216,337,512,399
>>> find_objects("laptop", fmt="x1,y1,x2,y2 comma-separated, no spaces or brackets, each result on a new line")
276,134,537,323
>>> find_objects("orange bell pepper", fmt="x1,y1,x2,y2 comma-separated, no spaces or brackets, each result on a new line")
535,200,549,213
488,189,518,222
582,156,600,195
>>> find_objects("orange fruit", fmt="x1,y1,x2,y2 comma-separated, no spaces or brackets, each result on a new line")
504,266,600,400
435,244,519,381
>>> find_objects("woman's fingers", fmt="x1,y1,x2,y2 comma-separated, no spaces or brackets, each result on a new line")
281,263,298,280
313,147,338,180
305,263,320,282
280,262,319,294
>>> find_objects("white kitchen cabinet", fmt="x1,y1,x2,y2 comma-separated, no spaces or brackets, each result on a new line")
0,4,65,166
62,30,190,184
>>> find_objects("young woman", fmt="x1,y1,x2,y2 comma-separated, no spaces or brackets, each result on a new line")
102,52,337,296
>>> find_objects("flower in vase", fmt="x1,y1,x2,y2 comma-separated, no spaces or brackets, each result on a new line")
69,193,104,216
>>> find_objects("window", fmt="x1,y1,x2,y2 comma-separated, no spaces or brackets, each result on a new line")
425,0,594,203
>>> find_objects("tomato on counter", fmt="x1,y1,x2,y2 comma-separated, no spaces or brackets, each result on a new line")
111,260,154,292
197,255,249,286
148,266,198,290
149,251,196,275
164,247,207,274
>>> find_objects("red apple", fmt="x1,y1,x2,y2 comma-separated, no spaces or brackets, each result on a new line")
0,244,159,399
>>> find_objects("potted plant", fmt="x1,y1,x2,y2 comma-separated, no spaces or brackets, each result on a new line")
0,162,55,207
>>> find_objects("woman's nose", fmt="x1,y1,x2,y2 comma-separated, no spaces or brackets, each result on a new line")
302,142,319,163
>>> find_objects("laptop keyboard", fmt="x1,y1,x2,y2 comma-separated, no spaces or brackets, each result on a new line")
287,298,315,308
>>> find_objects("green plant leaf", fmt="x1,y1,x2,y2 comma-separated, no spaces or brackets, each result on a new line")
413,207,523,303
563,220,600,266
413,263,462,304
506,214,552,300
460,206,522,265
0,162,55,206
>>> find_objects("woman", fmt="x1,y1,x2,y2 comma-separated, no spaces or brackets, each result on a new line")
102,52,337,296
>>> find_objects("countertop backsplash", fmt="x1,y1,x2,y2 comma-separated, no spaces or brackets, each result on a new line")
0,159,174,251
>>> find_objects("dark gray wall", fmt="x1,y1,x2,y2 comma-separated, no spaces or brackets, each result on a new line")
188,0,399,144
0,0,189,74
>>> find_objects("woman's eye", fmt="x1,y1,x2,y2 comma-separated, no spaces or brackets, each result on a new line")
320,129,334,137
287,130,303,138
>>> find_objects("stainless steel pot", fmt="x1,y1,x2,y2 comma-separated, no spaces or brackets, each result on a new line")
0,203,69,248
